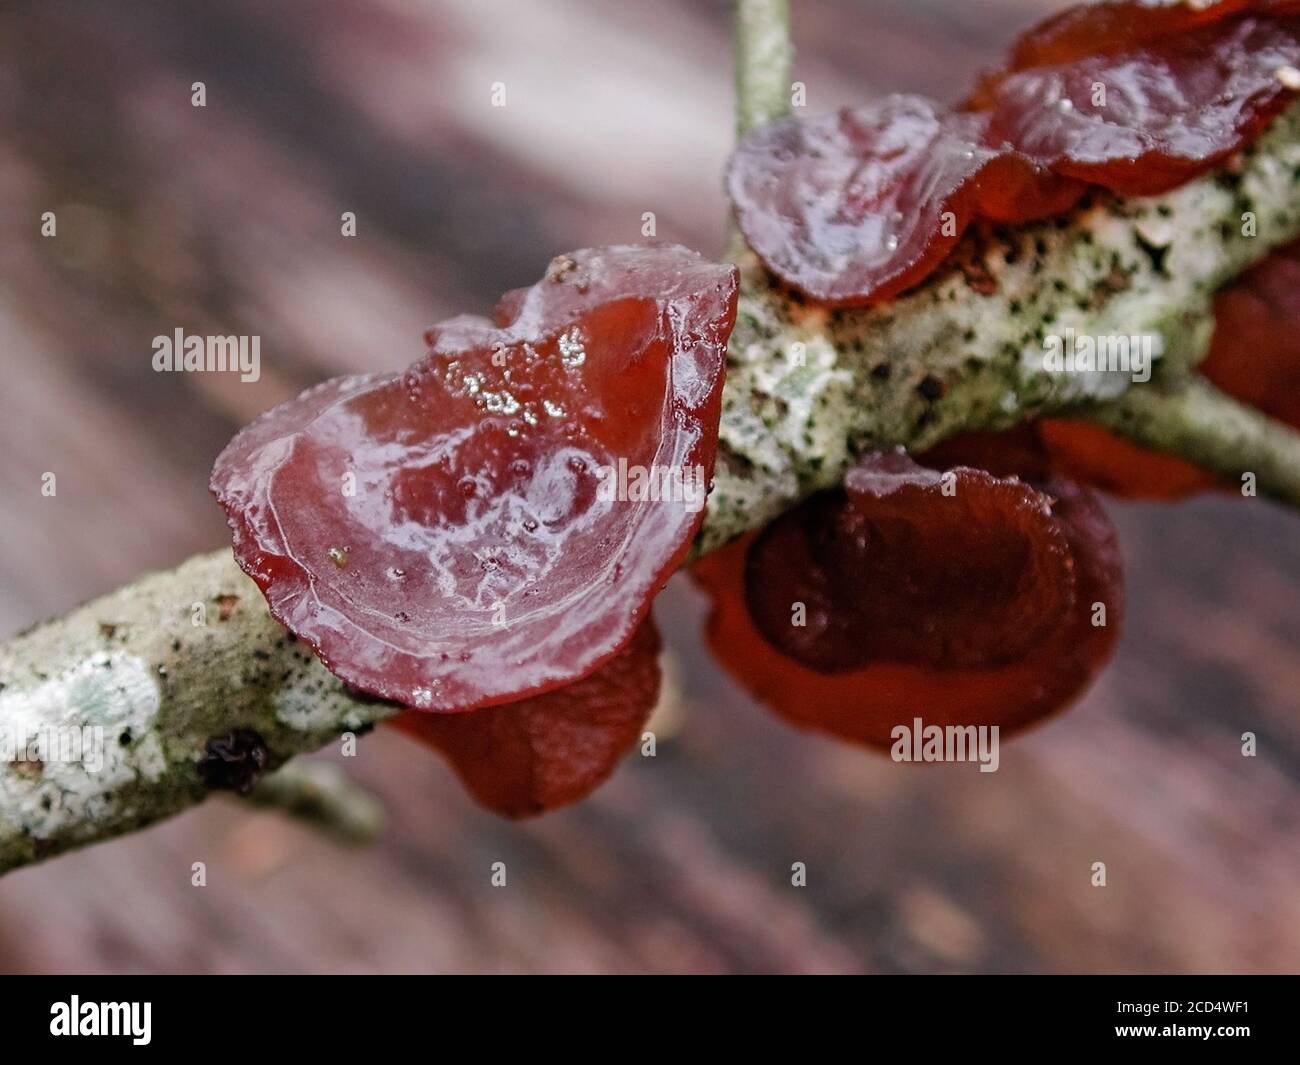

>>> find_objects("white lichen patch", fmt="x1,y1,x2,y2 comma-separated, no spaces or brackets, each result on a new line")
274,679,386,736
0,652,163,842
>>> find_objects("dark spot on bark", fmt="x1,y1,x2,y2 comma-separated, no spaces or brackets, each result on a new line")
1090,264,1131,309
198,729,270,794
172,638,182,652
870,362,892,380
252,649,270,661
917,375,945,402
215,594,239,622
956,255,998,296
1134,231,1170,276
99,622,119,640
119,730,132,747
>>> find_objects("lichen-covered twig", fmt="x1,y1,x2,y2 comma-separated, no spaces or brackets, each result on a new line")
0,551,394,874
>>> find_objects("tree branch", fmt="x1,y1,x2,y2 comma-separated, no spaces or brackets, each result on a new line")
0,551,394,874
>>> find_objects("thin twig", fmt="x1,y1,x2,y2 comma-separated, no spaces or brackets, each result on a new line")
1084,378,1300,508
734,0,793,138
244,761,385,845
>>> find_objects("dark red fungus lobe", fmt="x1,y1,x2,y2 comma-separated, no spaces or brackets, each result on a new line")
972,0,1300,94
745,450,1074,671
211,245,737,711
916,424,1053,481
1202,236,1300,429
979,12,1300,196
694,435,1123,749
392,618,660,817
198,728,269,794
727,1,1300,304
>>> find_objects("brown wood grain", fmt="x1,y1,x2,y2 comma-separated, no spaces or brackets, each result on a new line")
0,0,1296,974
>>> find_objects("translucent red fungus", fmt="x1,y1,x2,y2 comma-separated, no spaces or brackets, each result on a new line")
726,97,1082,306
979,12,1300,196
694,438,1123,749
972,1,1300,90
392,618,661,817
727,1,1300,304
744,450,1074,671
211,244,737,711
1038,419,1218,499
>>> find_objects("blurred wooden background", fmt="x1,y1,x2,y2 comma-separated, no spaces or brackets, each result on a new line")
1,0,1298,973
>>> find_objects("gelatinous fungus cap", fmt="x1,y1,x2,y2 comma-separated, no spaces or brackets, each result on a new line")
211,244,738,712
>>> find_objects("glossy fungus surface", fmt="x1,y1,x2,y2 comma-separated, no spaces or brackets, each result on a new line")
212,245,737,710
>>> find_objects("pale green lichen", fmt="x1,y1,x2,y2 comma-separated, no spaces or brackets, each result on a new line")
0,652,164,842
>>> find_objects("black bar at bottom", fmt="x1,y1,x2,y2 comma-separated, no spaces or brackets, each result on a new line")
0,974,1293,1050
